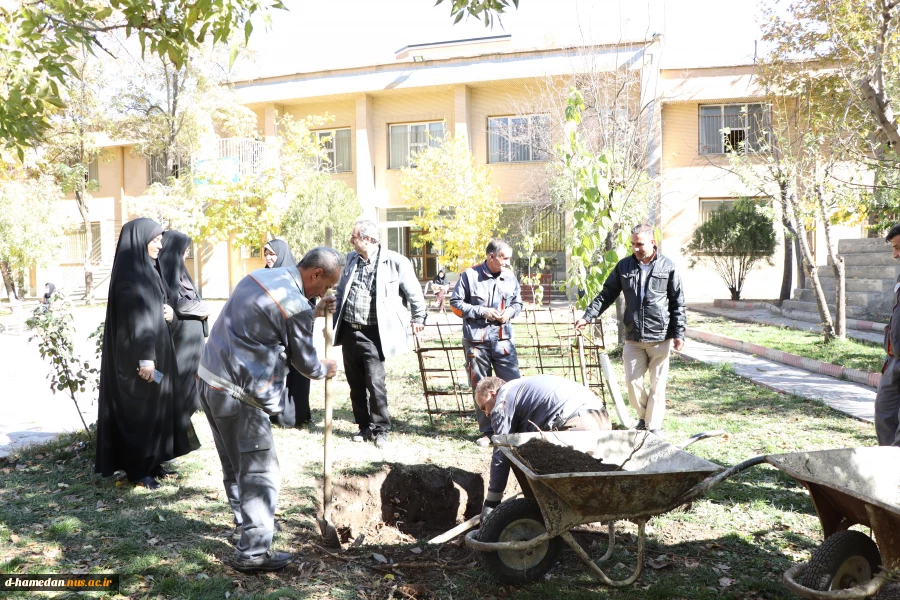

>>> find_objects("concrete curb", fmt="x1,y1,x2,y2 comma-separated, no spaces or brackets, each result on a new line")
686,328,882,389
712,299,888,333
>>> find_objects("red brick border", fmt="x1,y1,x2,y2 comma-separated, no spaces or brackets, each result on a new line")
686,328,881,389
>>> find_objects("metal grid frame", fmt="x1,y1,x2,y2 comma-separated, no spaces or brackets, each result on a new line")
413,307,608,424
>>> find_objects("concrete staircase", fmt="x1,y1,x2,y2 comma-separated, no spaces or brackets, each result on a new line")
58,264,113,304
782,238,898,322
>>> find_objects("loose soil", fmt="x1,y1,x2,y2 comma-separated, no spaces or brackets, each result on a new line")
513,437,619,475
330,463,484,542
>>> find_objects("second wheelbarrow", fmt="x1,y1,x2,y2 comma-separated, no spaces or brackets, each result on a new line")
465,430,765,586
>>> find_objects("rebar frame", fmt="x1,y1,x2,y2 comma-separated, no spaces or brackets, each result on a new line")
413,308,608,423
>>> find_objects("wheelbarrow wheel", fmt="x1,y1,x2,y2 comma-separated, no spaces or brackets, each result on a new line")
801,530,882,591
477,498,563,584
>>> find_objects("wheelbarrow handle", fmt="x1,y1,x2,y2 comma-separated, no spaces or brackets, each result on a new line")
677,454,768,504
677,429,727,450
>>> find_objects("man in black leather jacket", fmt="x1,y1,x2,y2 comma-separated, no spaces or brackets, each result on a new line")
575,224,686,435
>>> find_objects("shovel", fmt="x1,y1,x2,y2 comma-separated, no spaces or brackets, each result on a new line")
316,308,341,548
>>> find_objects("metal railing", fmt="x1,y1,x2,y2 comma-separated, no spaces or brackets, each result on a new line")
215,138,274,178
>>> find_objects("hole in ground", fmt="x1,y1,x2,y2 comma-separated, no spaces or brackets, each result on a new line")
330,463,484,543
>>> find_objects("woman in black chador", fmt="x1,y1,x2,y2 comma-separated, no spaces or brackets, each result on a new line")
263,239,312,427
95,218,199,489
159,230,209,444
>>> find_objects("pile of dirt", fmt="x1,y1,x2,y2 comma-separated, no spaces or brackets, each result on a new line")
514,437,619,475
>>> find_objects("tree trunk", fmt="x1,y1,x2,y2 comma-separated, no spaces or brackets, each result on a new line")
787,200,835,341
0,260,18,303
794,235,805,291
817,183,846,339
779,221,793,301
75,189,94,304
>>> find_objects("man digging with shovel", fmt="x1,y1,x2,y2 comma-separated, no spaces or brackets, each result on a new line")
197,247,341,573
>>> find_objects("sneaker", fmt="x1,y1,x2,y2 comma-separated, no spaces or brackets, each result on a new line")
351,427,373,443
232,550,294,574
474,435,492,447
374,433,388,449
634,419,646,431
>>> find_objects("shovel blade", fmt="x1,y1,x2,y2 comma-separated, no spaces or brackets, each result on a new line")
316,516,341,548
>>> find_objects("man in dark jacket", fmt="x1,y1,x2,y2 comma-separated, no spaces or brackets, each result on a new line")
574,224,686,435
876,223,900,447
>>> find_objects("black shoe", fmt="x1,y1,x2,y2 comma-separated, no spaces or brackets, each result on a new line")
374,433,388,449
232,550,294,574
635,419,646,431
131,476,161,490
352,427,373,443
151,464,178,478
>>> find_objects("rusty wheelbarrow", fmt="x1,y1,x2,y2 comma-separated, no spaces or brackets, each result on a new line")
767,447,900,599
464,430,765,586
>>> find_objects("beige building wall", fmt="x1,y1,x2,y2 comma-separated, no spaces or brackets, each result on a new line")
660,101,789,302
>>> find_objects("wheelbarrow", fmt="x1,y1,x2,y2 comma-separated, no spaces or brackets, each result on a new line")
464,430,765,585
767,446,900,599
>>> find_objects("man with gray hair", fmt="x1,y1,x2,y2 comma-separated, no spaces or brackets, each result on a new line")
575,224,685,436
451,238,524,446
333,219,426,449
198,246,341,573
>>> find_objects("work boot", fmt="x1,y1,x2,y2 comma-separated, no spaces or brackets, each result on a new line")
634,419,646,431
232,550,294,574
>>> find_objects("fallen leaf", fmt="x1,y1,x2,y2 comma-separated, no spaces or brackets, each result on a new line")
156,514,166,522
96,500,105,509
57,483,69,488
383,574,395,581
647,558,673,570
410,547,422,554
372,553,388,564
719,577,735,587
147,538,159,546
685,558,701,569
196,573,209,580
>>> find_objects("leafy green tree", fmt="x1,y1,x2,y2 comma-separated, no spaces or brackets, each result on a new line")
434,0,518,26
399,135,502,274
26,294,97,436
686,200,777,301
0,0,283,155
280,173,361,255
559,89,652,312
0,175,63,301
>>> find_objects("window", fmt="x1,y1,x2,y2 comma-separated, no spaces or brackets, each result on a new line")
699,199,736,224
488,114,550,163
312,128,352,172
240,245,262,259
85,158,99,185
389,122,445,169
147,155,190,185
699,104,769,154
62,225,86,263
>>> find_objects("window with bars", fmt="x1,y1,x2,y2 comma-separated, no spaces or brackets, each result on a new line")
699,199,737,224
488,114,550,163
147,155,190,185
312,128,352,172
389,122,445,169
699,104,769,155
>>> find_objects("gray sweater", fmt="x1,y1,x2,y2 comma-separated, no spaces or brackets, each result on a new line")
486,375,603,501
198,267,327,414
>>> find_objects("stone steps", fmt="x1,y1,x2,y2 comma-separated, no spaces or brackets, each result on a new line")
837,237,890,254
781,299,870,319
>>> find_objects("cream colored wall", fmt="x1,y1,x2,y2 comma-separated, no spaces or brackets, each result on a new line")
660,102,789,301
378,90,455,207
470,84,550,204
281,102,358,193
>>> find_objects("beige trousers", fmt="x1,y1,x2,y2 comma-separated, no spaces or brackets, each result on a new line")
622,339,672,430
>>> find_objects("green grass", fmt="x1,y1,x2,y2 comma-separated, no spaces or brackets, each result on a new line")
689,312,886,372
0,351,883,599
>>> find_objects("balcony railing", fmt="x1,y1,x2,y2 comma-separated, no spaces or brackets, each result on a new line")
215,138,275,179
